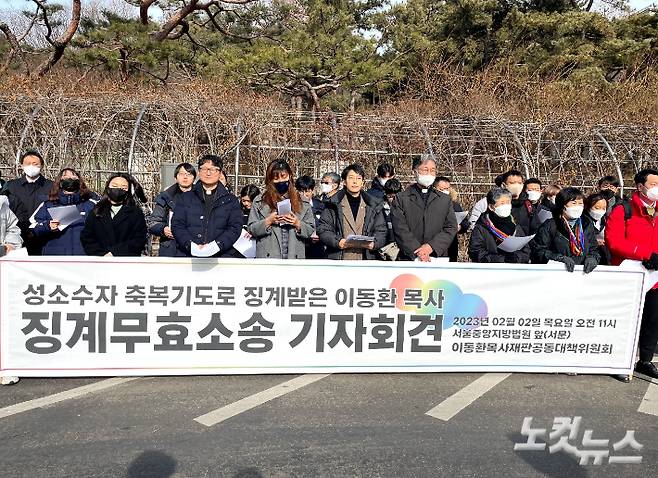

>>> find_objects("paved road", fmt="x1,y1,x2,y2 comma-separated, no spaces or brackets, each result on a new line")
1,371,657,477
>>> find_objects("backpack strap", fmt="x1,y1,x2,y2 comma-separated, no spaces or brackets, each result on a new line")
612,201,632,221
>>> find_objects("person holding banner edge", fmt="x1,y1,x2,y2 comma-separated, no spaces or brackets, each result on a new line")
531,187,600,274
606,168,658,380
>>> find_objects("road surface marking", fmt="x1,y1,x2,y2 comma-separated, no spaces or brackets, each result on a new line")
0,377,141,420
194,374,330,427
638,382,658,417
426,373,512,421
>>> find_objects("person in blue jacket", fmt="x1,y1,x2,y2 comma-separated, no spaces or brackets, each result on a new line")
171,155,243,258
31,168,99,255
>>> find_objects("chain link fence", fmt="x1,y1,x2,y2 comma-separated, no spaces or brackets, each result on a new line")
2,95,657,209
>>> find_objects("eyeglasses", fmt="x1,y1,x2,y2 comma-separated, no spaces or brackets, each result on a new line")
177,172,195,177
321,181,333,185
199,167,221,174
417,169,436,174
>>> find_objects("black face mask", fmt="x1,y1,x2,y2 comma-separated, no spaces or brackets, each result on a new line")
274,181,289,194
107,188,129,203
60,178,80,192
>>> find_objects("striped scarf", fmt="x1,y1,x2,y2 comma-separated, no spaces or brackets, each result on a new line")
563,217,585,256
484,215,511,243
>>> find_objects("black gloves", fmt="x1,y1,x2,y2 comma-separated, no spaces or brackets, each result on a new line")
583,257,598,274
556,255,576,272
643,252,658,270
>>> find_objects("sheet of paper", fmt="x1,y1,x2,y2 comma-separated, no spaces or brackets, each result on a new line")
48,205,82,230
7,247,28,257
498,234,535,253
455,211,469,223
233,230,256,258
191,241,220,257
168,210,173,228
277,199,292,216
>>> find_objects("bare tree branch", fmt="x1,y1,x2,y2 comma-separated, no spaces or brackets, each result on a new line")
35,0,82,78
0,22,29,76
140,0,158,25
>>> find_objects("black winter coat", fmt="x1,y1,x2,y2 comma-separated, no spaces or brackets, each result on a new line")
366,178,386,200
171,181,243,257
390,184,458,260
1,174,54,254
317,190,388,260
468,212,531,264
531,216,600,265
146,184,183,257
80,203,147,256
511,196,541,235
448,200,469,262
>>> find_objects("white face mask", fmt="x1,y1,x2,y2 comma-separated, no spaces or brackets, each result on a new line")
417,174,436,188
439,189,450,195
565,206,584,220
23,165,41,178
378,177,388,187
527,190,541,202
644,186,658,202
548,196,556,204
493,204,512,218
506,183,523,197
589,209,606,221
320,183,334,195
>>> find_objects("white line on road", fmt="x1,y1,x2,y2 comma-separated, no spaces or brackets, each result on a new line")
638,382,658,417
194,374,330,427
0,377,141,420
426,373,511,422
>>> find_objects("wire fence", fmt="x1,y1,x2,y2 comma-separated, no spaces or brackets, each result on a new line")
1,95,657,209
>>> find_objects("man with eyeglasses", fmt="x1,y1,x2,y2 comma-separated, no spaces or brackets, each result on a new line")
171,154,243,258
391,155,458,262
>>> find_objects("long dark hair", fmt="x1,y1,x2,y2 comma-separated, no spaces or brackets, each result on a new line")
48,168,92,203
262,159,302,214
93,172,136,217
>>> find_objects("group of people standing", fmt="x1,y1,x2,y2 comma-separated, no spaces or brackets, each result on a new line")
1,150,657,384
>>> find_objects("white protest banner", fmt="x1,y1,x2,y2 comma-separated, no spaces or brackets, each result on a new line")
0,257,646,377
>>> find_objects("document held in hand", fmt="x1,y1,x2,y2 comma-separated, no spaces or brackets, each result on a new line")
47,205,82,231
191,241,220,257
233,230,256,258
345,234,375,248
277,199,292,216
497,234,535,253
